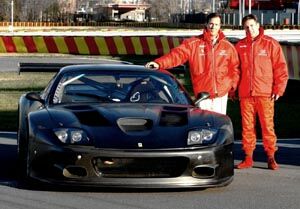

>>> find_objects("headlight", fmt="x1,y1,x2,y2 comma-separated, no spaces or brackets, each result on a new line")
187,129,217,145
54,129,68,143
54,128,90,144
70,130,83,143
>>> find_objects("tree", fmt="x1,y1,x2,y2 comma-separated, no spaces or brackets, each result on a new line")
146,0,181,22
0,0,9,21
45,1,61,22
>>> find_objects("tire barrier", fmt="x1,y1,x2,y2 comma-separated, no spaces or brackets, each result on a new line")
0,36,185,56
0,35,299,80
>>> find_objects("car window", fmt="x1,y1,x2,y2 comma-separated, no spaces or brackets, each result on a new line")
51,71,192,105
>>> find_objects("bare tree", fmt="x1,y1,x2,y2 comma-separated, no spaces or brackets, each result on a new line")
0,0,21,21
44,1,61,22
0,0,9,21
146,0,181,22
146,0,216,22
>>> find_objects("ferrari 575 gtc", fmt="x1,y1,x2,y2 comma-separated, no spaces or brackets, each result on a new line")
17,64,234,188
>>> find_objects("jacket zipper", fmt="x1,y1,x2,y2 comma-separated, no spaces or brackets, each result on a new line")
250,42,254,96
212,45,217,96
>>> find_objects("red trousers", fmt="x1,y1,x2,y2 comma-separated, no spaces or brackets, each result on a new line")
240,97,277,156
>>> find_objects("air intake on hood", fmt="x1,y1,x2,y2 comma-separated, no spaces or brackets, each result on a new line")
159,111,188,126
73,110,111,126
117,118,153,132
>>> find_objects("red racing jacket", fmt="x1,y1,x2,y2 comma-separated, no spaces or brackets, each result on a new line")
154,29,240,98
235,27,289,98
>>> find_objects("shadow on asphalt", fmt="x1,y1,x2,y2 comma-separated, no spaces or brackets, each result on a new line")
0,133,18,187
0,132,299,191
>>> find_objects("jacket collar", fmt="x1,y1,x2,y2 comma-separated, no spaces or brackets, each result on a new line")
246,27,264,43
203,28,225,45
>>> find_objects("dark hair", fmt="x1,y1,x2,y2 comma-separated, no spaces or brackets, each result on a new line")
242,14,258,26
206,13,222,24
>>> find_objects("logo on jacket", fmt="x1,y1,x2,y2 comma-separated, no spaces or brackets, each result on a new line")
199,45,205,55
219,50,227,56
258,49,268,56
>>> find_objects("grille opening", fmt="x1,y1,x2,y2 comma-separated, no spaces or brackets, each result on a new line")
193,166,215,178
62,165,88,178
93,157,189,178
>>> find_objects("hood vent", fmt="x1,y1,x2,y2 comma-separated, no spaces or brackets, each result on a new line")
117,118,153,132
159,111,188,126
73,110,111,126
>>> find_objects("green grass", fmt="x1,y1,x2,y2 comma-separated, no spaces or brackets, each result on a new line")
0,70,299,139
0,72,55,131
0,72,54,91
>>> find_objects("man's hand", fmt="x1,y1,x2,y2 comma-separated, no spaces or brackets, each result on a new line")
271,94,280,101
145,61,159,70
228,89,238,101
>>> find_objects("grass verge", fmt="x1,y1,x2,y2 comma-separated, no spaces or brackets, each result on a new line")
0,72,55,131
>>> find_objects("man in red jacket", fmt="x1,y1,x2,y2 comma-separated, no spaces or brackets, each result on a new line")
235,14,289,170
145,13,240,115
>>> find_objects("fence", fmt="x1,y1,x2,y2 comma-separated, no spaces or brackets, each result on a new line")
1,21,300,30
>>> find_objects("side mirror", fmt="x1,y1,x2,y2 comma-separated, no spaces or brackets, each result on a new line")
26,92,45,104
194,92,210,106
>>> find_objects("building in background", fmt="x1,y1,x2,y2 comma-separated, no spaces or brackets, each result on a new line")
79,0,150,22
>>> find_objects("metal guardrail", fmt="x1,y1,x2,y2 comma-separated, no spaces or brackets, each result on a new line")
18,62,187,76
18,63,72,74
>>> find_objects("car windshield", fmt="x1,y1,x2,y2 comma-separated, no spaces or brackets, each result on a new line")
52,71,192,105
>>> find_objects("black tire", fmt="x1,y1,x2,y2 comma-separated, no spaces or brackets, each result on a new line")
17,107,30,181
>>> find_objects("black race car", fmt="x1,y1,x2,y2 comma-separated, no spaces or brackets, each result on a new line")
17,64,234,188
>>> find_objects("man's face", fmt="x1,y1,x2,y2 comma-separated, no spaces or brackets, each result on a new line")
243,19,260,38
206,17,221,37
